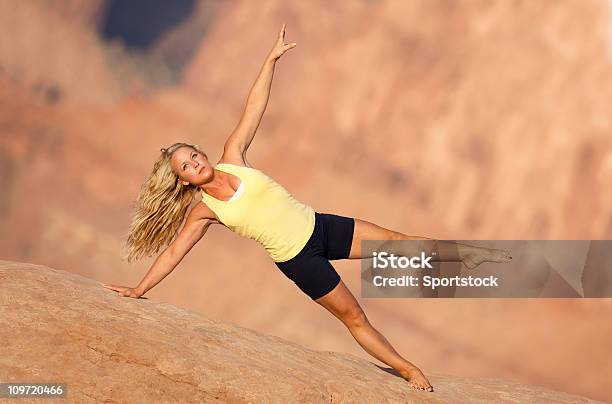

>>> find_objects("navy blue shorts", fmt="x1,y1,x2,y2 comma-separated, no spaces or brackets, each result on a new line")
275,212,356,300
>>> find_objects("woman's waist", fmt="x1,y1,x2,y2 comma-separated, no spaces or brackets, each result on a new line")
228,206,315,236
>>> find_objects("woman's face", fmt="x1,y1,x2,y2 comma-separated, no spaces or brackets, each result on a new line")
170,147,213,186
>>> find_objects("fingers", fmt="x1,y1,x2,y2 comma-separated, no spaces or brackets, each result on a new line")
100,282,126,293
100,282,141,298
275,24,297,55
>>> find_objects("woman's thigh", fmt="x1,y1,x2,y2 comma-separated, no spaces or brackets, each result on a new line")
347,218,406,259
318,212,355,260
276,254,342,301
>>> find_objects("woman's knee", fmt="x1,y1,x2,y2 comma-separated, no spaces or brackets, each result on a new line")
342,306,369,328
316,281,369,327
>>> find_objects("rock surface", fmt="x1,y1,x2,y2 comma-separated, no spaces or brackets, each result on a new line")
0,260,604,404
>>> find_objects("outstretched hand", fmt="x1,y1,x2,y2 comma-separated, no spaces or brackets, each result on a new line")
268,23,296,61
100,282,143,298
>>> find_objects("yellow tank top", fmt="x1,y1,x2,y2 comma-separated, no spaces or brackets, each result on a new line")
200,163,315,262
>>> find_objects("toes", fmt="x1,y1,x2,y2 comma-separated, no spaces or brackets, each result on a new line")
409,383,430,391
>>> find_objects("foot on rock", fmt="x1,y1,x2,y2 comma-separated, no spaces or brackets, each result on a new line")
400,367,434,392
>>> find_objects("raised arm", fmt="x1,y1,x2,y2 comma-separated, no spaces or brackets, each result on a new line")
101,203,217,298
222,24,297,160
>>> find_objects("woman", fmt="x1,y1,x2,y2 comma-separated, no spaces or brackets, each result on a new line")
101,24,511,392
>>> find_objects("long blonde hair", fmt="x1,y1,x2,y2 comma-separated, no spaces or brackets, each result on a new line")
123,142,204,263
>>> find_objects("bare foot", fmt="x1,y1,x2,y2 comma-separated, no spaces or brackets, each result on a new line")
463,247,512,269
399,366,434,392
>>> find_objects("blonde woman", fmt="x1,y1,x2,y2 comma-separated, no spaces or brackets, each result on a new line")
101,25,511,393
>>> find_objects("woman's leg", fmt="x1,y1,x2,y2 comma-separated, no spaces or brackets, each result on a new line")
315,280,433,391
347,218,511,268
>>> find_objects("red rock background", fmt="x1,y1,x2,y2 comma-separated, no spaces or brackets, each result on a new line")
1,0,611,401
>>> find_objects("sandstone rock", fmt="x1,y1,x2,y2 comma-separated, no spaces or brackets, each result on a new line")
0,260,603,403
